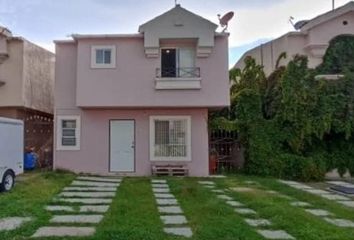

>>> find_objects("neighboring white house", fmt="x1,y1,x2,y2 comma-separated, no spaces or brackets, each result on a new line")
234,2,354,75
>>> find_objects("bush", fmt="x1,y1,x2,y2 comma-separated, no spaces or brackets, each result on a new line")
210,35,354,181
279,154,326,181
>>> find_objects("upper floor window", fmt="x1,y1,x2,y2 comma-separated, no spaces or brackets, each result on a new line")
159,48,199,78
91,45,116,69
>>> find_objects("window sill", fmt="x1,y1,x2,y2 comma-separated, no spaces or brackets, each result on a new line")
150,157,192,162
155,77,201,90
90,64,116,69
56,146,80,151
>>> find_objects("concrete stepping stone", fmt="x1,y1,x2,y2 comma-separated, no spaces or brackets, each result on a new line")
257,230,295,239
245,218,271,227
154,193,175,199
320,194,350,201
160,215,187,225
50,215,103,224
46,206,75,212
208,175,226,178
152,179,167,183
156,198,178,205
290,201,311,207
55,198,112,204
279,194,292,199
164,227,192,238
231,187,254,192
64,187,116,192
278,194,294,200
266,190,278,194
59,191,115,198
198,181,215,185
158,206,183,214
327,181,354,188
153,188,170,193
71,181,119,187
305,189,329,195
212,189,224,193
0,217,31,231
152,184,169,188
266,190,293,199
204,185,215,189
338,201,354,208
234,208,257,215
279,180,302,186
226,200,244,207
291,185,313,190
80,205,110,213
244,181,257,184
295,184,312,189
32,226,95,237
217,195,233,201
77,176,121,183
324,217,354,227
305,209,332,216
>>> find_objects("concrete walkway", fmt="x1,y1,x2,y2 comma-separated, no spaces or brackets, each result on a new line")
277,180,354,228
199,181,296,240
0,217,32,232
279,180,354,209
32,176,122,238
152,179,193,238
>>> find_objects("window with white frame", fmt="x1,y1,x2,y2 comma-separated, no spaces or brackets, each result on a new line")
57,116,81,150
150,116,191,161
91,45,116,68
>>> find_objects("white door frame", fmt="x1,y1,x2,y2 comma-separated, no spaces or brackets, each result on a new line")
109,119,136,173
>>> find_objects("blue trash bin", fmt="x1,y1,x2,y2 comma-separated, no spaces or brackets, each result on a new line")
24,152,37,170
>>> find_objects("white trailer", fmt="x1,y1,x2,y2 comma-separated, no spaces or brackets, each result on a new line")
0,117,24,192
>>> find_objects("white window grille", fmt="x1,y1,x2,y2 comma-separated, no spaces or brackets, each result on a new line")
150,116,191,161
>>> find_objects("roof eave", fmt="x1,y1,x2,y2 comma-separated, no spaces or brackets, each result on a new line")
300,2,354,31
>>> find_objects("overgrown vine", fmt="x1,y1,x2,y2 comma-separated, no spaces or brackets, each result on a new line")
210,34,354,181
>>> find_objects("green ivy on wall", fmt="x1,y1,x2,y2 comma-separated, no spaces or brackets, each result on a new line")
210,34,354,181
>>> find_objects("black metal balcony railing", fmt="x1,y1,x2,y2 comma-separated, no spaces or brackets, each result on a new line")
156,67,201,78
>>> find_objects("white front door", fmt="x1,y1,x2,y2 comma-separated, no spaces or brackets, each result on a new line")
110,120,135,172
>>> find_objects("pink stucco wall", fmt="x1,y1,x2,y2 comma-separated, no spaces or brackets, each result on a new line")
54,108,209,176
54,22,229,176
235,9,354,75
307,12,354,45
54,41,214,176
74,36,229,108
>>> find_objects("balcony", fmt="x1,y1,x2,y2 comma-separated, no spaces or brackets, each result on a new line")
155,67,202,90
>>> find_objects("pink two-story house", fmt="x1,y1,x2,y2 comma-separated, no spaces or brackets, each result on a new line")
54,5,230,176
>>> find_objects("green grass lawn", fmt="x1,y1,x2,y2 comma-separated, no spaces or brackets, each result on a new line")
0,171,75,240
1,172,354,240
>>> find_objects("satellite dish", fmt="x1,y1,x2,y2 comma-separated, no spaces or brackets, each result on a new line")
294,20,309,30
217,11,234,32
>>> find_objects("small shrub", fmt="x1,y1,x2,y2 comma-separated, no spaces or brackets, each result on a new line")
279,154,326,181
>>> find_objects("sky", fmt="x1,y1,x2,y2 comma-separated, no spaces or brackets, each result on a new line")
0,0,352,66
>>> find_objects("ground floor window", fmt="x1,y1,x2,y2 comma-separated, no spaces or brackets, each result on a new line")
149,116,191,161
56,115,81,150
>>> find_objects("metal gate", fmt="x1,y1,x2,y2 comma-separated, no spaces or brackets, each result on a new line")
209,130,243,172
